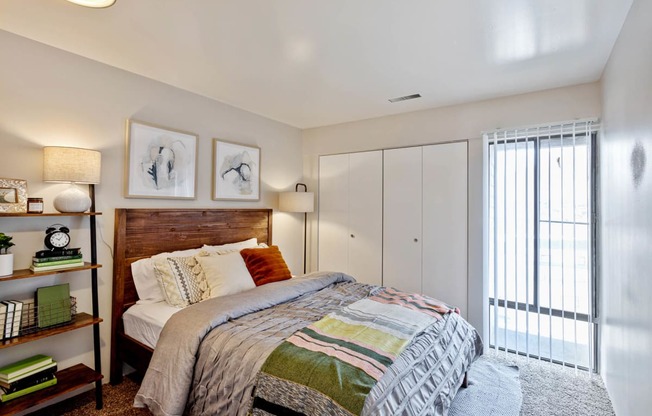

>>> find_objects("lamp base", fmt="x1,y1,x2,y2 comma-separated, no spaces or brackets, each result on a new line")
53,185,91,213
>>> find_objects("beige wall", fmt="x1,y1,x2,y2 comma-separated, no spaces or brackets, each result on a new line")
303,82,602,338
600,0,652,414
0,29,302,407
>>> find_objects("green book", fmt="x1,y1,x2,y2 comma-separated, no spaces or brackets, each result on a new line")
0,376,57,402
32,254,83,264
0,362,57,385
36,284,72,328
30,262,83,272
0,355,52,381
32,258,83,267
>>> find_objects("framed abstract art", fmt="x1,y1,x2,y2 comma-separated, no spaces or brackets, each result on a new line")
212,139,260,201
125,119,198,199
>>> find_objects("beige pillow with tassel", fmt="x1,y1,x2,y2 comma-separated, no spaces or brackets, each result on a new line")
153,255,210,308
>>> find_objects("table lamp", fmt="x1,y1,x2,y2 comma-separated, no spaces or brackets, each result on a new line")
43,146,101,213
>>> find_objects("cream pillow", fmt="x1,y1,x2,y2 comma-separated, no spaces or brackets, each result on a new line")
153,255,210,308
201,238,258,254
195,251,256,298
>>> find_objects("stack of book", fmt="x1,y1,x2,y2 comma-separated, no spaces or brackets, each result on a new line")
30,248,83,272
0,300,23,340
0,355,57,402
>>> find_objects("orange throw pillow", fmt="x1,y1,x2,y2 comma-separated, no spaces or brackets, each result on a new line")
240,245,292,286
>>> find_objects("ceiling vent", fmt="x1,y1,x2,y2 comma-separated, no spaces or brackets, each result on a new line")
388,93,422,103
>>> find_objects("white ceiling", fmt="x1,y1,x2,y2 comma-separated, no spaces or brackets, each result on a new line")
0,0,632,128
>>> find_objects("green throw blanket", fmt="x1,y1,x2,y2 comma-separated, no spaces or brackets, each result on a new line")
252,288,459,416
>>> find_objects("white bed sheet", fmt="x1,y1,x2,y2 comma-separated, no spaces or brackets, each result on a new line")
123,301,181,349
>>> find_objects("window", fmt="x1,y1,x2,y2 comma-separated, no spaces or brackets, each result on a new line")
486,121,598,371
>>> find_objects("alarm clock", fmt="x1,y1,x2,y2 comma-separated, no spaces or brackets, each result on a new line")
44,224,71,250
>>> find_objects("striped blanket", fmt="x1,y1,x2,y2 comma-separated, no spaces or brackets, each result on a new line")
252,288,458,415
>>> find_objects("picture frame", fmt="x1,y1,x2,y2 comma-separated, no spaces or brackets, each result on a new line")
212,139,260,201
0,178,27,213
125,119,198,199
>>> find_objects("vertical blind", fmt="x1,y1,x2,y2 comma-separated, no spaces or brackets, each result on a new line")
485,120,598,372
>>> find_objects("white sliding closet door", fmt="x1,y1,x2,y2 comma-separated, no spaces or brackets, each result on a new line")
383,147,422,293
348,152,383,285
422,142,468,316
318,154,349,274
318,151,383,285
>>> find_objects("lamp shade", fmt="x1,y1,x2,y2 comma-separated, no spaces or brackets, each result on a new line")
279,191,314,213
43,147,102,184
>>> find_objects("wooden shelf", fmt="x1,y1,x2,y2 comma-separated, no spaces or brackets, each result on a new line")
0,205,103,411
0,363,102,415
0,313,102,349
0,212,102,217
0,263,102,282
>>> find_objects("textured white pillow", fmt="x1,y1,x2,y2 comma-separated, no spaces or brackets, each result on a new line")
201,238,258,253
153,255,209,308
195,251,256,298
131,247,203,304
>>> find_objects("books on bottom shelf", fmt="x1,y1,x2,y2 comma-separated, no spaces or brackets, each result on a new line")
0,354,53,381
1,377,57,402
0,363,57,391
0,355,58,402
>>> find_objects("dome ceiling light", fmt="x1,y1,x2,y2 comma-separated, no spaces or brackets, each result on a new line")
66,0,116,8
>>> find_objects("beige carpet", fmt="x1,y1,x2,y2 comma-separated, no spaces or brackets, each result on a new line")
34,352,614,416
489,350,615,416
30,375,150,416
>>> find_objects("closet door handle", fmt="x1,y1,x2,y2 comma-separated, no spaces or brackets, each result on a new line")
350,234,355,238
414,238,419,242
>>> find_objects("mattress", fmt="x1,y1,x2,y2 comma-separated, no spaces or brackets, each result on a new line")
123,301,181,349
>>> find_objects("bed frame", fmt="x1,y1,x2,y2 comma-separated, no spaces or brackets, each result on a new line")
110,208,273,384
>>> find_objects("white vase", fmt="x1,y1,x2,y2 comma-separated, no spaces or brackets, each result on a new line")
0,253,14,277
53,185,91,213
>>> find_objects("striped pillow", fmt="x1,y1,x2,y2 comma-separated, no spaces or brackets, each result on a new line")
240,245,292,286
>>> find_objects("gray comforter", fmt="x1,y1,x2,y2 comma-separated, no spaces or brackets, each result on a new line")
134,272,482,416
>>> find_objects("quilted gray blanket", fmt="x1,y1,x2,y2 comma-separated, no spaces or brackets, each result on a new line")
134,272,482,416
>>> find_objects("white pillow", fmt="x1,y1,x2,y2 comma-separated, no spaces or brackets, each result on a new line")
195,251,256,298
131,247,203,304
201,238,258,254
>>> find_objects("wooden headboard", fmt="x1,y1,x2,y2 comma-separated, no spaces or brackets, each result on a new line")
110,208,272,383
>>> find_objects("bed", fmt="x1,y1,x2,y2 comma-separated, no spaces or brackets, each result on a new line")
111,208,482,416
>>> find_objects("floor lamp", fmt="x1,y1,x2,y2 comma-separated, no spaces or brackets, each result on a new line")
279,183,314,274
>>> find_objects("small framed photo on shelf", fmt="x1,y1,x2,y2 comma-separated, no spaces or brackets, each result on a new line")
212,139,260,201
125,119,198,199
0,178,27,213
